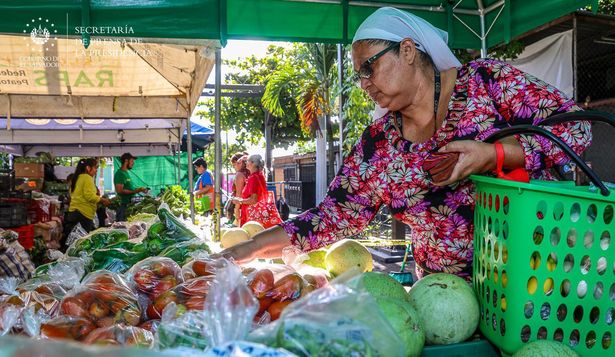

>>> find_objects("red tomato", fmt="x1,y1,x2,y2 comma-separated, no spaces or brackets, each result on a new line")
248,269,274,299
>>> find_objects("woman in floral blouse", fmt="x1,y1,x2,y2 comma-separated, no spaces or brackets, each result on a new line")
220,7,591,280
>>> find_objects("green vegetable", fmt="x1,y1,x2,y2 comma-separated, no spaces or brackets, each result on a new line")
66,229,129,257
156,311,209,350
158,206,197,241
90,244,149,273
127,213,157,223
159,239,211,265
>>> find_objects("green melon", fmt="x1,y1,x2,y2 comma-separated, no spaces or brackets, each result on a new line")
324,239,373,277
513,340,579,357
303,248,328,269
406,273,479,345
347,272,410,302
375,297,425,357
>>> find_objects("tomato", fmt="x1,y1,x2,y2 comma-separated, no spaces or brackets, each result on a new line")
267,300,292,321
88,301,110,319
184,296,206,310
181,277,211,296
95,316,115,328
153,290,178,313
138,319,160,334
248,269,274,298
151,261,178,277
257,296,274,316
61,296,89,319
41,317,96,341
268,273,304,301
133,269,157,291
146,304,161,320
151,275,177,297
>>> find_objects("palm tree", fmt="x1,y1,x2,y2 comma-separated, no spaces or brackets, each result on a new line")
262,43,339,189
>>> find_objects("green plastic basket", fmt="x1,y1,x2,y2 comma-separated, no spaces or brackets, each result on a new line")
472,175,614,356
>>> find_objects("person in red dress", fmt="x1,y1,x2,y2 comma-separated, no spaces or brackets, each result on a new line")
232,154,282,228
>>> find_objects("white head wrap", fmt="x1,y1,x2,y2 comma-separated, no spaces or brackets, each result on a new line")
352,7,461,71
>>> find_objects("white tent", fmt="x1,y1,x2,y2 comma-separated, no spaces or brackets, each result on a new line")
0,34,218,157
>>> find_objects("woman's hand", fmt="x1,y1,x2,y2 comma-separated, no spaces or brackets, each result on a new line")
100,197,111,206
214,226,291,264
433,141,497,186
215,240,258,264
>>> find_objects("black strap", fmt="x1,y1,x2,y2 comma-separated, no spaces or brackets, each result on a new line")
398,66,441,137
433,67,441,135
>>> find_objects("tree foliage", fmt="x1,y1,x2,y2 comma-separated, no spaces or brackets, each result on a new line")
196,45,309,149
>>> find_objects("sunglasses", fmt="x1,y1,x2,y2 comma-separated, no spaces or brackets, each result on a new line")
352,42,401,84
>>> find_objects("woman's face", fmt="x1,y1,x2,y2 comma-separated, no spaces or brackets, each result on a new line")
86,164,98,177
246,160,257,173
351,40,419,112
232,160,242,172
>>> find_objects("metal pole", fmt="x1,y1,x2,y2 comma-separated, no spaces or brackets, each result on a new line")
214,48,222,239
479,12,487,58
186,117,195,223
337,44,345,169
176,145,181,185
572,14,578,103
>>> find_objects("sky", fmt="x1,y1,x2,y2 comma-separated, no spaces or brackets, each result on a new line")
197,40,296,158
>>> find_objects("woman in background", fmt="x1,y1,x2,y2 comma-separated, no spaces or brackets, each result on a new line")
62,158,110,249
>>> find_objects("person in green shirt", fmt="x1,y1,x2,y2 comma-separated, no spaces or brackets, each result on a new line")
62,158,110,250
114,153,147,221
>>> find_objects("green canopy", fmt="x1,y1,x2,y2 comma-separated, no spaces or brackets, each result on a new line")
0,1,596,51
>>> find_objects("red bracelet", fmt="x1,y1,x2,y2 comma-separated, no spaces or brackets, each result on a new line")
494,141,505,176
493,141,530,183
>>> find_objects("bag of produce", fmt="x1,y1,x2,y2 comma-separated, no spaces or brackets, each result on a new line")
202,260,258,347
66,228,129,257
90,243,149,273
40,315,96,342
159,239,211,266
249,283,405,357
181,254,225,281
126,257,183,305
155,309,209,351
83,324,155,348
60,270,142,328
32,256,87,290
145,276,213,320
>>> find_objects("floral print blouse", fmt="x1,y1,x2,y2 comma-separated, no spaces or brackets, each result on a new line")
280,59,592,280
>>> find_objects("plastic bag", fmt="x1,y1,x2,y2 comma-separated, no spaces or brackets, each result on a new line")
83,324,155,348
126,257,183,304
202,260,258,346
32,256,87,290
156,310,210,351
60,270,141,328
203,341,296,357
90,242,149,273
65,223,88,249
159,239,211,265
145,276,213,320
66,228,129,257
157,203,198,241
40,315,96,341
249,283,405,357
181,254,225,281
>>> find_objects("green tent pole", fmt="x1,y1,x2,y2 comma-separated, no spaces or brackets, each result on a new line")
214,48,222,240
186,116,195,223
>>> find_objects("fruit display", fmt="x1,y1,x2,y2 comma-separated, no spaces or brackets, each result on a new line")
126,257,183,302
60,271,141,328
406,273,479,345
